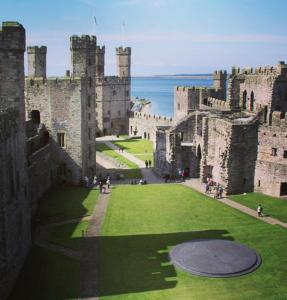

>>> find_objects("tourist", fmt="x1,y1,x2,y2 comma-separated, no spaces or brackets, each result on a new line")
205,182,210,194
145,160,148,168
93,175,97,187
219,185,224,199
148,160,152,168
84,175,89,188
99,180,103,193
257,204,263,217
139,178,144,185
106,177,111,189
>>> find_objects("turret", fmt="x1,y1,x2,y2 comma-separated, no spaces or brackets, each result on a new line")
70,35,97,77
0,21,26,112
27,46,47,78
116,47,131,78
95,45,105,78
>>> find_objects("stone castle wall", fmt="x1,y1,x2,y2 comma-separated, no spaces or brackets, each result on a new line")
0,22,31,299
129,111,174,141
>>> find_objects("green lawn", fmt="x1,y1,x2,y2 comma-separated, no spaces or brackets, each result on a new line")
96,142,141,179
48,220,89,251
230,192,287,223
99,184,287,300
37,187,99,224
112,138,154,164
8,246,80,300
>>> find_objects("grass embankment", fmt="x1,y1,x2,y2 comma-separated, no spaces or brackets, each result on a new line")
99,184,287,300
96,142,141,179
9,187,100,300
113,138,154,164
230,192,287,223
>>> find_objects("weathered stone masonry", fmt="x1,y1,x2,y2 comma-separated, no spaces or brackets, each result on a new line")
0,22,30,299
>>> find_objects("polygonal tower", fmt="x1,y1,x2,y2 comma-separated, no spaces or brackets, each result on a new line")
213,70,227,99
70,35,97,77
27,46,47,77
95,45,105,78
116,47,131,78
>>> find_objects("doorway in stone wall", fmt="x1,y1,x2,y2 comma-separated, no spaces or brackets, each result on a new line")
280,182,287,196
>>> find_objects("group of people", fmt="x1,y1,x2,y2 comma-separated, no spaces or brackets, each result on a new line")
118,147,124,153
130,178,147,185
83,174,111,193
145,160,152,168
205,178,224,199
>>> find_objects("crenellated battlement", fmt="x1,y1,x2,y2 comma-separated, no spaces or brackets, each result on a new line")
133,111,173,123
0,21,25,51
116,47,131,55
70,35,97,49
96,76,130,85
175,86,216,92
213,70,227,78
27,46,47,54
203,97,228,109
96,45,105,54
231,61,287,76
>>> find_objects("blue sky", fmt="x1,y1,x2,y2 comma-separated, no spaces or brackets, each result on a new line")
2,0,287,75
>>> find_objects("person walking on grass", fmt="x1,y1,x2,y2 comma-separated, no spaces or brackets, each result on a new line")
148,160,152,168
257,204,263,217
145,160,148,168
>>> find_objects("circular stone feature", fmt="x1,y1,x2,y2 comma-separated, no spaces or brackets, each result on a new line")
169,239,261,278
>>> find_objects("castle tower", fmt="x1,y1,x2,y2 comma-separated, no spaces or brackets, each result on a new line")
213,70,227,99
27,46,47,78
70,35,97,77
116,47,131,77
95,45,105,78
0,21,30,299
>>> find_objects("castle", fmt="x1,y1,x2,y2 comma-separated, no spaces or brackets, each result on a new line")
151,64,287,197
0,21,131,298
1,18,287,299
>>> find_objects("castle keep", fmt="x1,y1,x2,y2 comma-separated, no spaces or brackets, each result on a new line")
153,63,287,197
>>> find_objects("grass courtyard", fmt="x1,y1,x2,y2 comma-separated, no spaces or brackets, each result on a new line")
96,142,141,179
230,192,287,223
98,184,287,300
9,184,287,299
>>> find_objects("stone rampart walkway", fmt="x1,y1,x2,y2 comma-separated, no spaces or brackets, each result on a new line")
183,178,287,229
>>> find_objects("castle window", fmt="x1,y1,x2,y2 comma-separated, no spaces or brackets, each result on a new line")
31,110,40,124
87,96,91,108
242,90,247,110
250,91,255,111
271,148,277,156
273,134,277,137
180,132,184,141
284,151,287,158
118,110,121,116
178,103,180,110
258,180,261,187
243,178,246,185
57,133,65,147
126,90,129,96
108,110,110,115
88,127,91,140
89,77,92,88
113,90,117,96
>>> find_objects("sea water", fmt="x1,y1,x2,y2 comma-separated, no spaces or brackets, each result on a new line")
131,76,213,117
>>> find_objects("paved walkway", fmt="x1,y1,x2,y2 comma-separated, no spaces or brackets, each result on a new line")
79,190,111,300
183,178,287,229
102,140,164,184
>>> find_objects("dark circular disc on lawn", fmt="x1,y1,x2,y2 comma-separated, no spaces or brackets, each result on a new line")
169,239,261,278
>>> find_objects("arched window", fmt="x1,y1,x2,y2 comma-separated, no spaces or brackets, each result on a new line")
250,91,255,111
242,91,247,110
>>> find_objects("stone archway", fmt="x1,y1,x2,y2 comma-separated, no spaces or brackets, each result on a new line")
242,90,247,110
250,91,255,111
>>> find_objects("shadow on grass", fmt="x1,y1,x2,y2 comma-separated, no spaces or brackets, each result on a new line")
80,229,233,298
